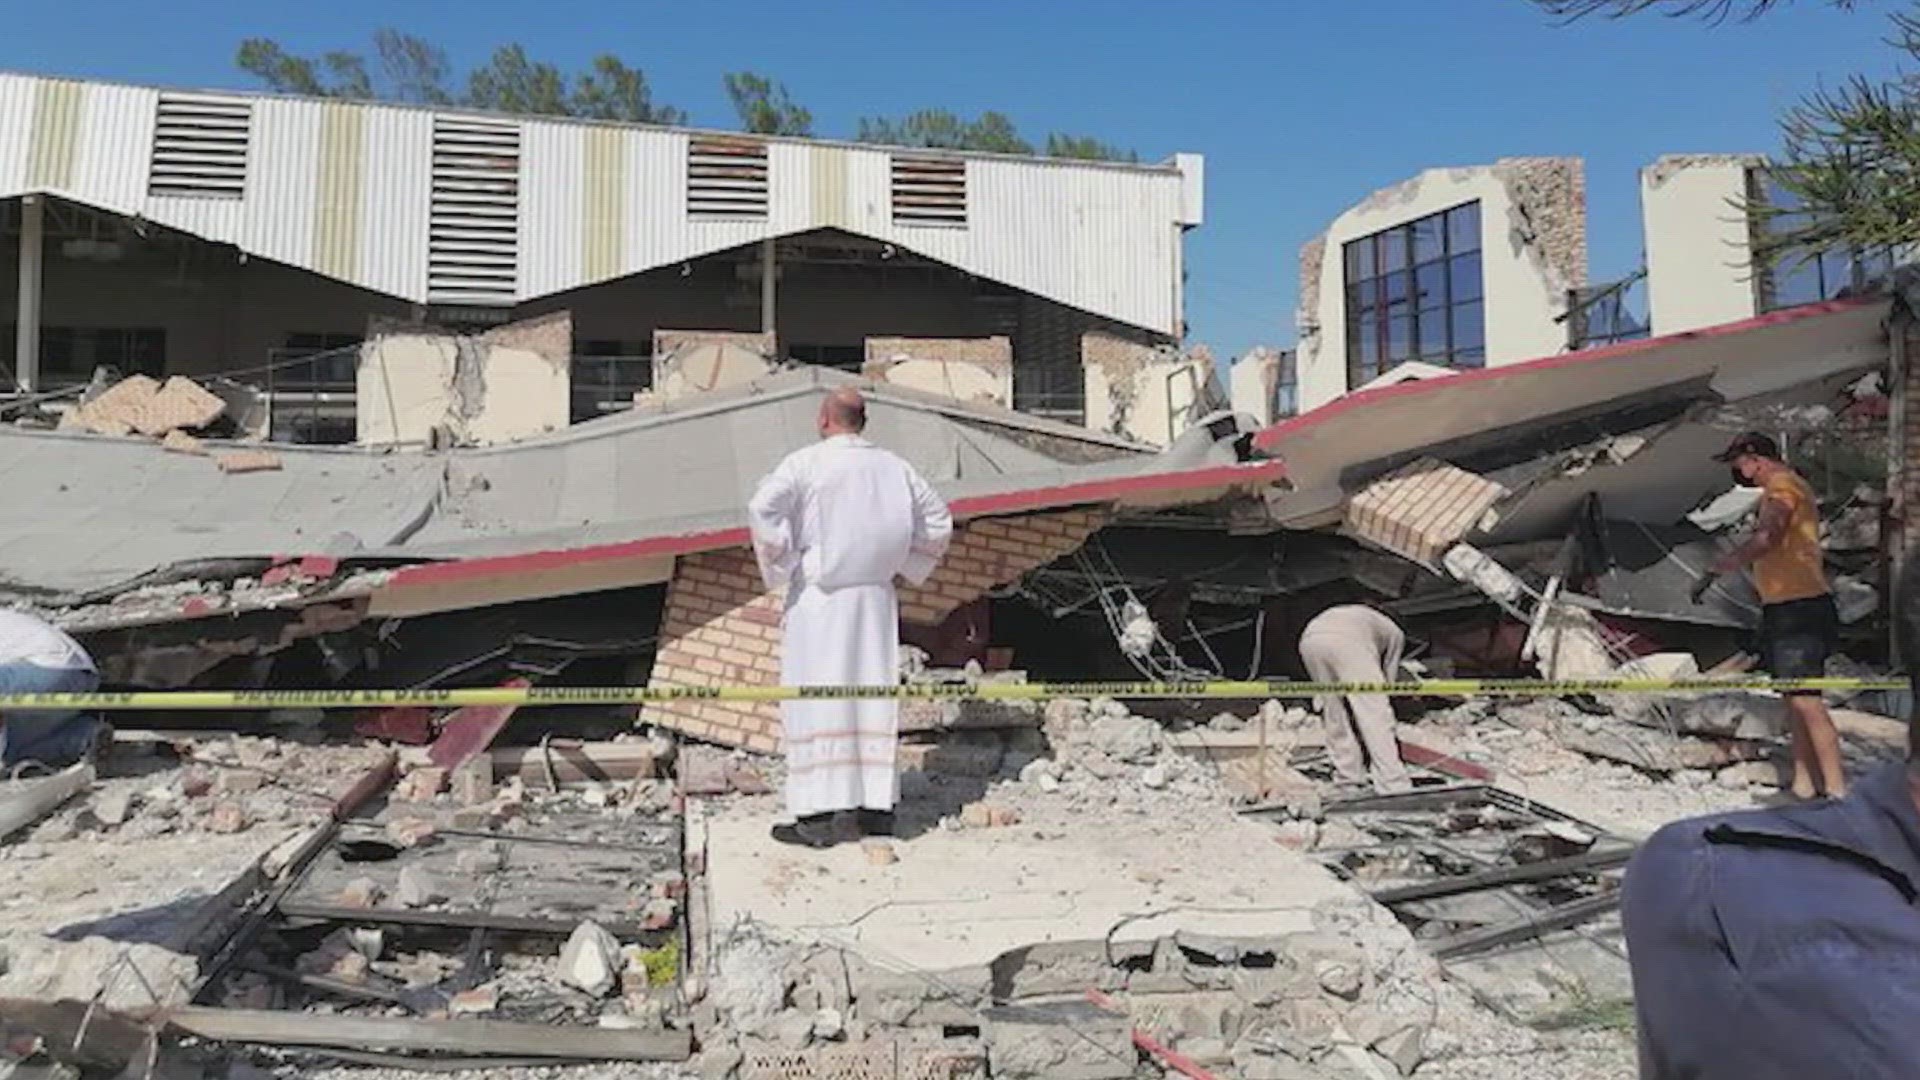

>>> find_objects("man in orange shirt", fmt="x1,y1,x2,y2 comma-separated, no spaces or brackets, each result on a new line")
1692,432,1845,799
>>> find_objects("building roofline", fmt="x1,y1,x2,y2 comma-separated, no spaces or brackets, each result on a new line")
1,68,1190,176
1252,296,1883,452
375,458,1287,594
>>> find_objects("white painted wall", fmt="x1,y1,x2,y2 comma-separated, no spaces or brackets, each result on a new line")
1229,348,1285,426
1641,156,1762,335
1086,354,1218,447
1297,164,1579,412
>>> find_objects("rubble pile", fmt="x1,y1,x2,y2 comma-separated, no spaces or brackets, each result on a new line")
685,695,1640,1079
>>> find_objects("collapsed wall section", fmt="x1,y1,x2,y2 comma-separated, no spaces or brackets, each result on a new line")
642,508,1110,751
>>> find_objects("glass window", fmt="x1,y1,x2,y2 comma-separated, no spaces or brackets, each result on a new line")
1451,301,1485,352
1343,200,1486,387
1414,261,1447,310
1379,228,1409,274
1759,170,1895,310
1417,312,1449,357
1411,216,1445,264
1448,251,1483,302
1382,270,1411,306
1386,314,1414,361
1344,239,1373,281
1447,203,1481,254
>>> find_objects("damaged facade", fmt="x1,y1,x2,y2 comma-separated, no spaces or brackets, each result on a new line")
1272,151,1897,414
0,73,1215,444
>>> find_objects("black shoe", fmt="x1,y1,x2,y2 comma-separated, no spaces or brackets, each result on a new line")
858,809,896,837
771,813,844,849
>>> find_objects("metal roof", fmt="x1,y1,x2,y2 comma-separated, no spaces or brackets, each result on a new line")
0,72,1201,334
0,368,1265,601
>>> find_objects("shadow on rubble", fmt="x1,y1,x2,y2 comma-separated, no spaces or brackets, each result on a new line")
48,892,214,948
892,772,993,840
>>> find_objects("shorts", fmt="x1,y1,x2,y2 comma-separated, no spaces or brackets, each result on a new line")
1759,595,1838,690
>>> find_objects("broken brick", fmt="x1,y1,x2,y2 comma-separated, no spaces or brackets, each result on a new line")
160,429,206,455
385,817,438,849
205,802,250,834
215,449,283,474
394,767,447,803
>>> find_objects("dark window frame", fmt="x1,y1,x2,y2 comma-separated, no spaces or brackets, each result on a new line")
1755,174,1896,313
1342,201,1485,390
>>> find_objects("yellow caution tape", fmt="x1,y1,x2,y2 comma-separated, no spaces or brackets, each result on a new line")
0,677,1906,711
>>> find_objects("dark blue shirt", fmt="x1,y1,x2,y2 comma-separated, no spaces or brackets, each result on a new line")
1623,763,1920,1078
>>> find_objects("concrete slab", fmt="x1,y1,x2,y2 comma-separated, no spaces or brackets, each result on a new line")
702,801,1354,974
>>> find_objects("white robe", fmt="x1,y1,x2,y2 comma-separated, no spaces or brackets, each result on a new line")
747,434,952,817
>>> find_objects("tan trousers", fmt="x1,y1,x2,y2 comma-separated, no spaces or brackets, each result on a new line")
1300,609,1411,794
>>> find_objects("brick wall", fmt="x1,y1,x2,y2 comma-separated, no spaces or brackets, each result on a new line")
642,507,1109,752
896,508,1107,625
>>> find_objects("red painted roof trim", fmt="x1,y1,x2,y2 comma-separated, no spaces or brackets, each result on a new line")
381,459,1285,592
1252,298,1880,452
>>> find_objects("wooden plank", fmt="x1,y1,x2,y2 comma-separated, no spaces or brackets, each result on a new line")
487,739,661,783
161,1006,690,1062
277,901,650,939
1372,847,1633,905
428,679,528,772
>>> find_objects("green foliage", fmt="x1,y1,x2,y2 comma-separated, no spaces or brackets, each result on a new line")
1045,133,1140,163
235,36,1129,158
725,72,812,135
858,109,1136,160
235,31,681,123
637,939,680,986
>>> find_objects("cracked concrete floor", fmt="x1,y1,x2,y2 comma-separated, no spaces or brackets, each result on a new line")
695,794,1353,975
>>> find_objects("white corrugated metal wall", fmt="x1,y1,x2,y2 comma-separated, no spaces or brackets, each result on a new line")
0,73,1196,335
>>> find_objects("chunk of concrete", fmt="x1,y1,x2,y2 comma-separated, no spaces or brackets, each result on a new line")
1088,714,1159,764
92,787,135,827
983,999,1136,1080
395,865,447,908
558,921,623,997
844,956,988,1027
337,877,383,909
0,936,198,1009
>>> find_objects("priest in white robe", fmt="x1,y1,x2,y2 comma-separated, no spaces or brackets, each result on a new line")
747,387,952,848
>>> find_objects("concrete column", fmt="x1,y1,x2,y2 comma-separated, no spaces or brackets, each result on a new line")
759,239,776,343
14,195,43,393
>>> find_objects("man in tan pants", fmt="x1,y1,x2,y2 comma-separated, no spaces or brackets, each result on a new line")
1299,604,1411,795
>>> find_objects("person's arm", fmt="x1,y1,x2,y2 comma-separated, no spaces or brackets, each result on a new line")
1692,492,1793,603
899,468,953,586
1711,493,1793,574
747,458,800,591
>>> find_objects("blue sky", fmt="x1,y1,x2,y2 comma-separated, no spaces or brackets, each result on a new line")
2,0,1900,358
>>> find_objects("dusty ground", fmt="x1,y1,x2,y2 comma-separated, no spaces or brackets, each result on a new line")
11,690,1857,1079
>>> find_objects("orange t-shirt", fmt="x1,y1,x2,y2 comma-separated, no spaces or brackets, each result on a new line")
1752,469,1828,604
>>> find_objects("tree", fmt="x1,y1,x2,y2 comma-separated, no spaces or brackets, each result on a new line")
1528,0,1855,20
724,72,812,135
1045,133,1140,163
236,30,448,102
857,109,1135,160
234,31,681,123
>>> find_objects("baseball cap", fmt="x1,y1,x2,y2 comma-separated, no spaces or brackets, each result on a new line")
1713,431,1780,462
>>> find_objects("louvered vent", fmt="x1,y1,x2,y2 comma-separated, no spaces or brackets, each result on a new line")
429,117,521,305
891,155,967,226
687,137,768,218
149,94,252,199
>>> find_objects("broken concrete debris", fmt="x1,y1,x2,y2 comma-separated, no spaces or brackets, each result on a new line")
559,920,625,997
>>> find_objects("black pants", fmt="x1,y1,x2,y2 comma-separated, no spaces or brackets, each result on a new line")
1758,594,1837,688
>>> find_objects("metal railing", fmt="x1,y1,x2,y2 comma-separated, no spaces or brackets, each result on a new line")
571,354,654,422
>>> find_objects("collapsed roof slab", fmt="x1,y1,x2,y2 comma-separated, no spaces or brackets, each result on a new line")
1255,298,1890,537
1,366,1283,628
